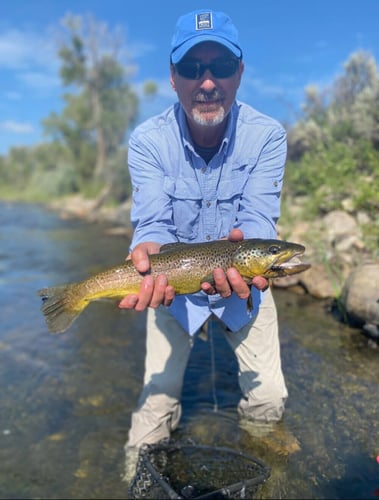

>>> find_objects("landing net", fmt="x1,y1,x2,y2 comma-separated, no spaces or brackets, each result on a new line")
128,441,270,499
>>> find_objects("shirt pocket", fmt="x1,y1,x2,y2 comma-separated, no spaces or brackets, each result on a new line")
216,163,250,235
164,176,202,240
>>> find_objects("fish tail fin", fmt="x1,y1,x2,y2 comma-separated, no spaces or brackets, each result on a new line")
38,284,85,334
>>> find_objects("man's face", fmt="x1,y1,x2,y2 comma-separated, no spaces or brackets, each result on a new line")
170,41,244,130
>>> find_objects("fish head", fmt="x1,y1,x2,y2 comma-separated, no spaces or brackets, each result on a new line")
233,239,311,279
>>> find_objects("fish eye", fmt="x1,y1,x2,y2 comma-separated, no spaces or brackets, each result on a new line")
269,245,281,254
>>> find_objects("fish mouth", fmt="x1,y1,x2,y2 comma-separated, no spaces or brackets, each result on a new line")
269,251,311,276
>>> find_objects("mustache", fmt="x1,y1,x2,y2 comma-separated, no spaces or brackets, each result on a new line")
193,90,224,102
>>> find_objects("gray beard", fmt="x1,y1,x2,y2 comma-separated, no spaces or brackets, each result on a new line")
192,106,225,127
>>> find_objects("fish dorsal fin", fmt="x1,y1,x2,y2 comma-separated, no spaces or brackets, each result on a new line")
159,242,188,253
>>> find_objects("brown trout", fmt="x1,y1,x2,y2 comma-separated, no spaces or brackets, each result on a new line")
38,238,310,334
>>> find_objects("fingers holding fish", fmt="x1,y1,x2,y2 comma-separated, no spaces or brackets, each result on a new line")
118,274,175,311
201,267,251,300
227,228,244,242
201,267,231,297
150,275,175,308
213,268,233,298
129,241,161,273
250,276,270,292
119,274,153,311
120,242,174,310
118,293,139,309
226,267,251,299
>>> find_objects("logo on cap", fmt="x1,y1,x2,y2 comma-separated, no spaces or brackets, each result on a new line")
196,12,213,31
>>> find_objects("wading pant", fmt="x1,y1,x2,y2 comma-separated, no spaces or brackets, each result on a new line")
126,288,288,449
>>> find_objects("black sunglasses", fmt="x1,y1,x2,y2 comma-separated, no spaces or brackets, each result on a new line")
174,58,241,80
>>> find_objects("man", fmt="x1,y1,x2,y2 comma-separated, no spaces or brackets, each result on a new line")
120,9,289,480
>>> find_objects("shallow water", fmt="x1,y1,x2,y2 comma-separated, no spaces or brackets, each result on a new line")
0,201,378,499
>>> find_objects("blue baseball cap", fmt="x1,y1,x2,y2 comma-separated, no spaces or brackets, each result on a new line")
170,10,242,64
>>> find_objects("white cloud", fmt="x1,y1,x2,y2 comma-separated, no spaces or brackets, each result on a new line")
128,40,156,59
0,29,57,70
0,28,60,98
0,120,35,134
17,71,60,90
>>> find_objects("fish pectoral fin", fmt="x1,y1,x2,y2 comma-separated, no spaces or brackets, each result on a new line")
200,274,215,286
247,294,253,312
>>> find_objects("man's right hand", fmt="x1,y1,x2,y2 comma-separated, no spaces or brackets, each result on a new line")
118,242,176,311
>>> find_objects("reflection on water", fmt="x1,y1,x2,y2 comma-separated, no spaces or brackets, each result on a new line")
0,202,378,499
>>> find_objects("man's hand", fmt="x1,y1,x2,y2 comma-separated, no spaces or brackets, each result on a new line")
118,242,175,311
200,229,269,299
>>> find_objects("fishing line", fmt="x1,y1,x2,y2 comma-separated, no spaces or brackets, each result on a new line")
208,319,219,412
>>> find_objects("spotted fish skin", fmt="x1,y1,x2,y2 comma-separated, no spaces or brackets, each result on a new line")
38,238,310,334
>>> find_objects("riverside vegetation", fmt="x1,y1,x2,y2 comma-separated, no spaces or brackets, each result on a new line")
0,15,378,337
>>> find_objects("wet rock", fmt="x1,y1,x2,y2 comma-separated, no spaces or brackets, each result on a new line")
323,210,359,245
272,274,303,289
299,263,336,299
339,262,379,340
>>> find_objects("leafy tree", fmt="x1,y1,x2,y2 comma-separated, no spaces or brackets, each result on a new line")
43,13,139,201
0,142,78,200
332,51,378,108
284,50,379,248
288,51,379,156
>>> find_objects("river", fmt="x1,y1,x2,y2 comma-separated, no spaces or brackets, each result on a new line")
0,201,378,499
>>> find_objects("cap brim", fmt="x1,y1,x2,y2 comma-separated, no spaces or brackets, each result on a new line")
171,35,241,63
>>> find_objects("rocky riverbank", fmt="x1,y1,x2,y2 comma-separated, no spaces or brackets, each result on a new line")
276,209,379,344
49,195,379,343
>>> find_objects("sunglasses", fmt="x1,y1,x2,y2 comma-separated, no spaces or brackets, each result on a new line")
174,58,241,80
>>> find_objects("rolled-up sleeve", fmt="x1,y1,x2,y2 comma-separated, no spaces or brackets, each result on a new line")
235,124,287,239
128,133,178,249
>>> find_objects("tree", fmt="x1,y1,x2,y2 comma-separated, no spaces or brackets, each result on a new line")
284,50,379,221
288,51,379,159
332,51,378,108
43,13,139,201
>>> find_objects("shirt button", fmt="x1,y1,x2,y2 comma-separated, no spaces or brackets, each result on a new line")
201,167,207,173
206,235,211,241
206,201,211,208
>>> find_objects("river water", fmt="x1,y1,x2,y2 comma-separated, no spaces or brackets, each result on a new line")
0,201,378,499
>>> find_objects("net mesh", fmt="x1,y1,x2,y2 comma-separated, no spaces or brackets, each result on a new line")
128,441,270,499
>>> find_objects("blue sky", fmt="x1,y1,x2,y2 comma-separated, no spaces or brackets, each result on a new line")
1,0,378,154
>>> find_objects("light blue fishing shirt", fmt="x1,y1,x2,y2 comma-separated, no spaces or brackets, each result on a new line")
128,101,287,335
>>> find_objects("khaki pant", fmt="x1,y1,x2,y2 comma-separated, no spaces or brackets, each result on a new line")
127,289,287,449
